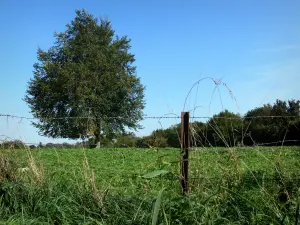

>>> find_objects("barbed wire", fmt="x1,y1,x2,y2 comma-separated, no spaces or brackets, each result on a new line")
1,113,300,190
188,144,300,152
255,140,300,146
1,139,300,148
1,113,300,121
1,131,300,150
1,113,300,148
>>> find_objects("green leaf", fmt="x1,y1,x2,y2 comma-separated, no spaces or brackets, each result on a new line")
152,188,164,225
142,170,169,179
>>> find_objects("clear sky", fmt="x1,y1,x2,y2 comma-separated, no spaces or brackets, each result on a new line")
0,0,299,144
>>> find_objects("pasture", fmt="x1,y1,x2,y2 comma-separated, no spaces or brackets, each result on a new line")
1,146,300,224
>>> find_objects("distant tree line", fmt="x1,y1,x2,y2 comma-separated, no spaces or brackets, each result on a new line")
111,99,300,148
0,141,80,150
1,99,299,149
0,140,27,149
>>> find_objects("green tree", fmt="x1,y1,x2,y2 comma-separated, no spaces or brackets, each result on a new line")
206,110,243,147
115,132,137,148
243,104,273,145
190,121,210,147
135,137,151,148
24,10,145,147
244,99,300,145
149,129,168,148
165,124,181,148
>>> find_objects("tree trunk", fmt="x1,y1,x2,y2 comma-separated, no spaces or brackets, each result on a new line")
95,132,101,148
96,141,101,148
94,120,101,148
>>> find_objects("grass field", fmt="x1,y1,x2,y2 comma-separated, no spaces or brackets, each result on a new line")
1,146,300,224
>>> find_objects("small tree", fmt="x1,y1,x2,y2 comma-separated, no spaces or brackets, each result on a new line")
206,110,243,147
244,99,300,145
24,10,145,147
38,142,43,148
115,132,137,148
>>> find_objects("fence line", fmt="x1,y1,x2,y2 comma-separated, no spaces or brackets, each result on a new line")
1,112,300,148
1,113,299,146
2,111,300,196
1,111,300,198
1,113,300,121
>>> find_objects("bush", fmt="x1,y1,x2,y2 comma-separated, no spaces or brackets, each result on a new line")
0,140,26,149
135,138,150,148
29,145,36,150
0,157,16,183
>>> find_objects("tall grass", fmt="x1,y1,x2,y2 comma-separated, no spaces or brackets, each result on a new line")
1,146,300,224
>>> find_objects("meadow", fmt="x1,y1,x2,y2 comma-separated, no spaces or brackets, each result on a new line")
1,146,300,224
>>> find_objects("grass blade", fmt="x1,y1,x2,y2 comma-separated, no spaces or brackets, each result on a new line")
152,188,164,225
142,170,169,179
296,197,300,225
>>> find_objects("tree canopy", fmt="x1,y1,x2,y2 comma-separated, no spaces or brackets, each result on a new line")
24,10,145,145
111,99,300,148
243,99,300,145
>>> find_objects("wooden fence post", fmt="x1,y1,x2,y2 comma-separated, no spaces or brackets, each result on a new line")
180,112,189,195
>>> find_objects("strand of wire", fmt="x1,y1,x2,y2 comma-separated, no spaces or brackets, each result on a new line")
1,113,300,121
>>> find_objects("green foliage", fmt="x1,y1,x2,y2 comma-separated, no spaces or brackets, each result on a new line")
139,99,300,148
0,157,16,183
135,137,151,148
0,140,26,149
152,188,164,225
0,147,300,224
24,9,145,143
205,110,243,147
142,170,169,179
164,125,181,148
138,110,244,148
138,128,178,148
1,147,300,224
150,130,168,148
114,132,138,148
244,99,300,145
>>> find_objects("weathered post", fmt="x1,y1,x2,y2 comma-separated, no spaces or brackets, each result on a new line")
180,112,189,195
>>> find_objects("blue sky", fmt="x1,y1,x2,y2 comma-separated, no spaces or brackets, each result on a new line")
0,0,299,144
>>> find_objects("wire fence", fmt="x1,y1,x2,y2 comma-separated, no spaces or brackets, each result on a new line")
1,113,300,120
1,112,300,191
0,113,300,146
